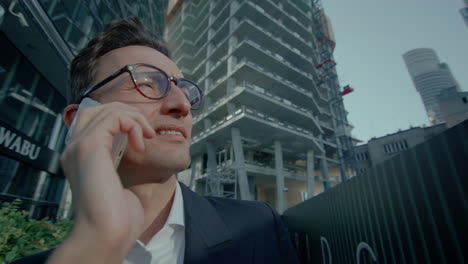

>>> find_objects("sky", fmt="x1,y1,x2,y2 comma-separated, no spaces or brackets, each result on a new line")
321,0,468,142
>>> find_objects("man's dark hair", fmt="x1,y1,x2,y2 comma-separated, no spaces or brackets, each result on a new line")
67,16,170,104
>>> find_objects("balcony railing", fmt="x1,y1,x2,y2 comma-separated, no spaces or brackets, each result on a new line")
244,83,316,118
256,0,313,39
239,59,324,106
243,19,313,65
192,106,318,144
283,0,312,26
241,39,315,86
194,82,320,133
245,1,313,50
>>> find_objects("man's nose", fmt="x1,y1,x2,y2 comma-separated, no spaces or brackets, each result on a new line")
160,81,190,117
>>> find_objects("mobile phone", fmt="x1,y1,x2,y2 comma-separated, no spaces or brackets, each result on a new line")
65,98,128,168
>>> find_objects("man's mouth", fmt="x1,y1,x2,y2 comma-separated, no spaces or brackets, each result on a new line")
155,124,187,138
158,130,183,136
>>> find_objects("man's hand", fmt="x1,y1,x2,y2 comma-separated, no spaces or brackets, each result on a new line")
47,102,155,264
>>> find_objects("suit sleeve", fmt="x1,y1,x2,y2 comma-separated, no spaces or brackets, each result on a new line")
263,202,300,264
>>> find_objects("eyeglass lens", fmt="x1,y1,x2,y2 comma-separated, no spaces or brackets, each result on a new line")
133,65,202,109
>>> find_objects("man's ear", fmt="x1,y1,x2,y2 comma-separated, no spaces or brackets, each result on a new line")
63,104,79,129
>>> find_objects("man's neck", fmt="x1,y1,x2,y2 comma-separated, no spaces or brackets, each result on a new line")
125,175,178,244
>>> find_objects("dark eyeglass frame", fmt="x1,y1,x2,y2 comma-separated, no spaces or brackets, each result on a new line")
80,63,203,109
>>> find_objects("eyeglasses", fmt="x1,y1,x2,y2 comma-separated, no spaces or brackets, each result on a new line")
80,63,203,109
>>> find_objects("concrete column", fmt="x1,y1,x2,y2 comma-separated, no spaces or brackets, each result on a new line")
203,118,212,130
226,77,237,94
203,95,212,112
228,36,238,54
204,78,212,95
207,43,214,55
245,151,254,162
209,14,215,26
230,1,239,15
206,60,212,75
208,29,215,39
306,150,315,198
231,127,252,200
227,56,238,75
58,183,73,219
209,0,215,11
275,141,286,213
181,3,186,21
229,17,239,33
31,114,63,217
227,102,237,115
206,142,220,196
189,155,203,189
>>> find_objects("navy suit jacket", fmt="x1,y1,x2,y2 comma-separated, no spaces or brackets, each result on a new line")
12,182,299,263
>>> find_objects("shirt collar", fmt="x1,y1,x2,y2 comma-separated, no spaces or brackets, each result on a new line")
134,181,185,248
166,181,185,227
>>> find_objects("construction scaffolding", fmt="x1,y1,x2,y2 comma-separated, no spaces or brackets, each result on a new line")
311,0,358,181
204,146,238,199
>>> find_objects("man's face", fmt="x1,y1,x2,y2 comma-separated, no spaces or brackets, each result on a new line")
90,45,192,181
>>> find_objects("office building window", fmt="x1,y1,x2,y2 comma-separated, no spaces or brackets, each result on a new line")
356,151,370,161
0,33,66,219
0,34,66,144
383,140,409,154
39,1,101,54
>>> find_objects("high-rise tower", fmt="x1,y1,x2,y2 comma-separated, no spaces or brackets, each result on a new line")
403,48,461,125
461,0,468,28
166,0,355,212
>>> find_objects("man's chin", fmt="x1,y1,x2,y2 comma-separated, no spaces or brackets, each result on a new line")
118,156,190,186
145,155,190,173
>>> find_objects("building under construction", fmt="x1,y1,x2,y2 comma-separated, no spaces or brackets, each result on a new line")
166,0,356,212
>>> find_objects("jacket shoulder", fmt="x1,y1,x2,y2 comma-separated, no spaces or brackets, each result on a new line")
10,249,54,264
202,196,300,263
204,196,275,218
202,196,280,232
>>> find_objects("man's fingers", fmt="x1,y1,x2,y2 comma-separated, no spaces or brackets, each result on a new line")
116,109,155,139
126,122,145,152
71,103,155,146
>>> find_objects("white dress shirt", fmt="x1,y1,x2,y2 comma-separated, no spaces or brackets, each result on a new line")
123,181,185,264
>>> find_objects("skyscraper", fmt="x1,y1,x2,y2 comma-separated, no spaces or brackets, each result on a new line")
403,48,461,125
166,0,355,212
461,0,468,28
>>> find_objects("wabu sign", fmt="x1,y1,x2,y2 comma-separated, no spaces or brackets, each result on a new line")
0,126,41,160
0,120,61,175
284,121,467,263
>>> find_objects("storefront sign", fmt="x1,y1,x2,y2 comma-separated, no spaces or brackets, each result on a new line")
0,120,61,175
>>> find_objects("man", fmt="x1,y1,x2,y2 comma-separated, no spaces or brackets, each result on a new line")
14,17,299,264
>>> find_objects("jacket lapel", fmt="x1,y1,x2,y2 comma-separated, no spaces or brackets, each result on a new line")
179,182,232,263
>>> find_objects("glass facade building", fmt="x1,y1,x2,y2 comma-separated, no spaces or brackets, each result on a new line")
0,0,168,220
